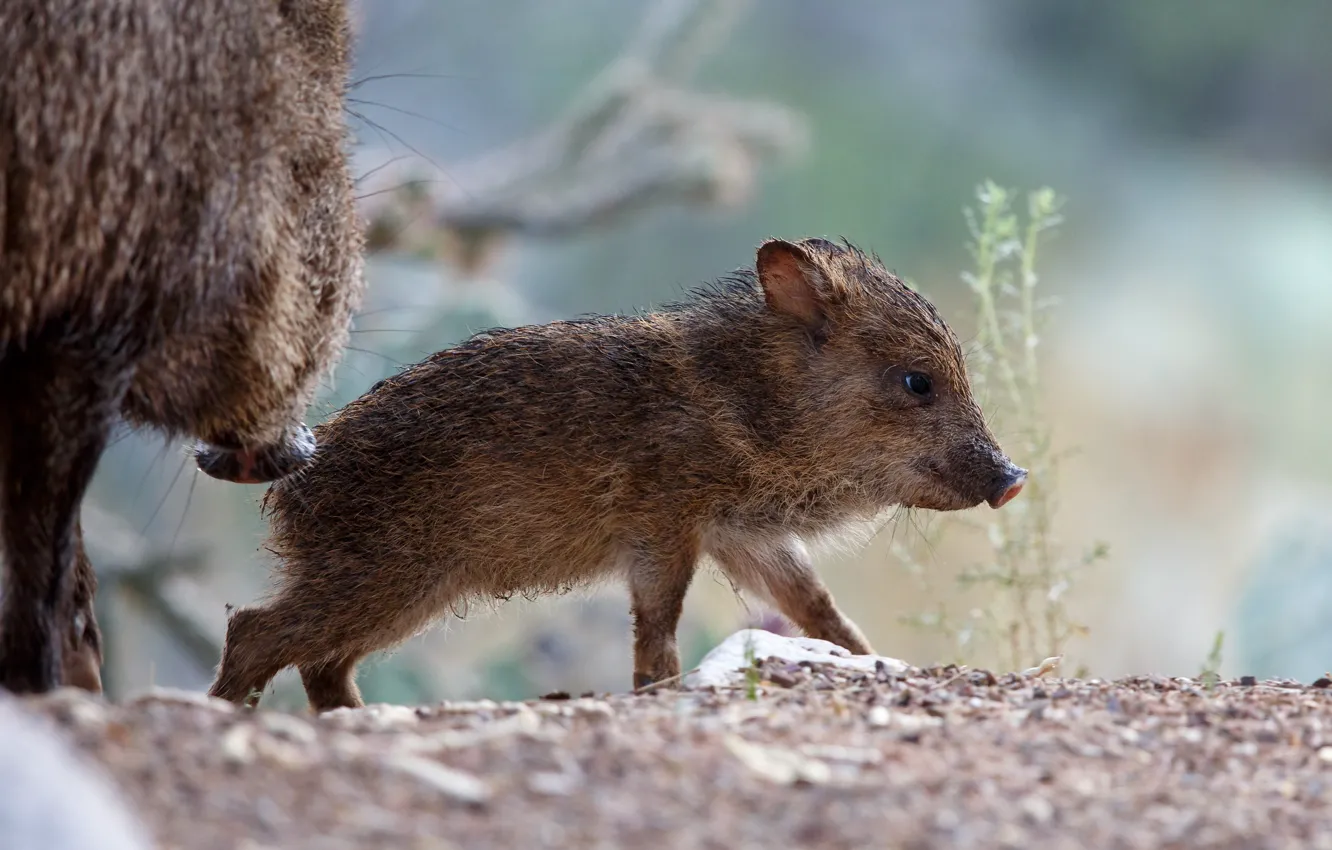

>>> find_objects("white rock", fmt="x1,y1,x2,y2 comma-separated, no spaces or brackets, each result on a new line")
435,700,499,715
1022,656,1063,678
123,687,234,714
392,707,550,755
220,724,255,766
383,754,491,805
1178,728,1204,744
0,697,153,850
1020,794,1055,825
682,629,912,689
799,744,884,765
321,702,419,730
568,699,614,720
259,712,317,745
327,732,366,761
40,687,109,730
526,770,582,796
723,734,832,786
867,707,943,732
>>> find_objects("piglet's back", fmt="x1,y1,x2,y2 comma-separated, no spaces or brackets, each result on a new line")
261,314,724,561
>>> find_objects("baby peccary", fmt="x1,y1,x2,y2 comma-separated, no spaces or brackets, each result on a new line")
210,238,1026,711
0,0,364,696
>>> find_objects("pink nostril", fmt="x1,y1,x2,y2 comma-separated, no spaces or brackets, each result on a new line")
990,478,1025,509
232,450,262,484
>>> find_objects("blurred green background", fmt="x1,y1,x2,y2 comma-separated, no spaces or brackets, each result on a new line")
84,0,1332,707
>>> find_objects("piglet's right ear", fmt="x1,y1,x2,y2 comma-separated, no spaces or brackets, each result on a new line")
756,239,829,331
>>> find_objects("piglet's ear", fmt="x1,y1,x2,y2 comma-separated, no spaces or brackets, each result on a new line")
756,239,830,331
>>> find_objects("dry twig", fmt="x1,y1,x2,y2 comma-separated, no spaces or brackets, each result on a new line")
357,0,807,271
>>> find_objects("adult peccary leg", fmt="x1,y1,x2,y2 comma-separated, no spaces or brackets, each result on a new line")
0,343,127,694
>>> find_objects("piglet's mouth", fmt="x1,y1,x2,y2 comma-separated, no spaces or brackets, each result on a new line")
194,424,317,484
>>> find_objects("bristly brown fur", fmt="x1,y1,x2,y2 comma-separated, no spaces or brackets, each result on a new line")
209,237,1026,712
0,0,365,696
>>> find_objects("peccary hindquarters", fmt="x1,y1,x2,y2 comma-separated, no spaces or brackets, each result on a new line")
0,0,364,697
211,237,1025,712
0,347,129,693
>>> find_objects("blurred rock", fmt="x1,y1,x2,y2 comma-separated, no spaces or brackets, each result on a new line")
0,695,153,850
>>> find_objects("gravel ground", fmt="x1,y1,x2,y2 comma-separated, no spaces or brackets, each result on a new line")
13,658,1332,850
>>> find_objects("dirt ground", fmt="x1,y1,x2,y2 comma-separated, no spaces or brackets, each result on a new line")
15,655,1332,850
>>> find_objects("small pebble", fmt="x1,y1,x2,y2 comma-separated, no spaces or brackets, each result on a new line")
322,703,419,731
383,754,491,805
767,669,800,688
125,687,235,714
1020,794,1055,825
723,735,831,786
527,770,582,796
260,712,317,744
219,724,255,766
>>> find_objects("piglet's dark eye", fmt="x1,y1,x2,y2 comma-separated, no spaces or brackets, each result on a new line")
903,372,933,397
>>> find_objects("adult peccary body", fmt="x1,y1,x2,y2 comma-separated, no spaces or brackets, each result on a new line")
210,238,1025,711
0,0,365,695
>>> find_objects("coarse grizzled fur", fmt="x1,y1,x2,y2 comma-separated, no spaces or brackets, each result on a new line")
209,237,1025,711
0,0,366,696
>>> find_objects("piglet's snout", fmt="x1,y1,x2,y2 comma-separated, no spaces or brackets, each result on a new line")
987,461,1027,509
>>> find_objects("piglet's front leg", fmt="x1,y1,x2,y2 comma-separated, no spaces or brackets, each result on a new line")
711,536,874,657
628,540,700,689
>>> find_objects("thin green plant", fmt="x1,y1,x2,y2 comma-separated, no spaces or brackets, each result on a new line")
743,630,760,701
897,181,1109,674
1199,630,1225,692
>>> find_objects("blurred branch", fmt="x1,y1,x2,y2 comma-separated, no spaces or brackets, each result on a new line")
82,504,219,697
359,0,806,272
612,0,754,82
117,577,218,675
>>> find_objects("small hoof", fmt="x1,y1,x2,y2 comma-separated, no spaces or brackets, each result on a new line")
61,647,103,694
